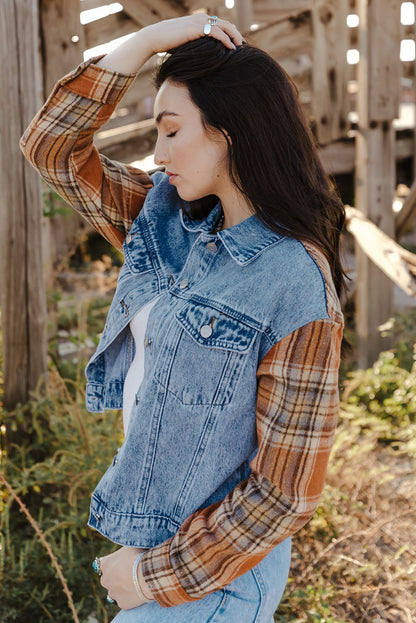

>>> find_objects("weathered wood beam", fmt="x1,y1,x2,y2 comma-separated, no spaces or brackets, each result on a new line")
84,10,137,49
80,0,113,11
246,12,313,58
0,0,47,408
368,3,400,121
41,0,85,94
346,206,416,297
96,118,156,150
354,0,401,367
312,0,349,143
122,0,188,27
252,0,311,22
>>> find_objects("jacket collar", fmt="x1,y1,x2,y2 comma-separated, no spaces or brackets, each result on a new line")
180,204,285,266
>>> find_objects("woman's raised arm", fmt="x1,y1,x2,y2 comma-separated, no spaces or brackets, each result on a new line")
96,15,243,74
20,16,243,248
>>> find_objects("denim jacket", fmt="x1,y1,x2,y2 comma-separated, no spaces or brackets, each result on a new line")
86,171,330,547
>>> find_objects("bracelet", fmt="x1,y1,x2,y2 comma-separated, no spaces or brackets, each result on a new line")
133,552,152,602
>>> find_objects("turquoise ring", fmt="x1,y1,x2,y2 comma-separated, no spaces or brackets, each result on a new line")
92,557,102,575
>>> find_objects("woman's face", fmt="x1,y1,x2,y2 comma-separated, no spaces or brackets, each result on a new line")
153,80,230,202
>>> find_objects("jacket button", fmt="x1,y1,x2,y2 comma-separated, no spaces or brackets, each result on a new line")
179,278,189,289
126,233,132,244
200,324,213,338
206,242,217,253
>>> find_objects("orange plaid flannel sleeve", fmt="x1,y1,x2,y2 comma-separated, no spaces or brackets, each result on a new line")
20,57,152,250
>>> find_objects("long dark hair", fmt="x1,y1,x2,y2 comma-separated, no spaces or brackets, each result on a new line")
155,38,346,300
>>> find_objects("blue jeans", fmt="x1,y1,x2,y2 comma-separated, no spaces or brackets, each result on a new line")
112,538,291,623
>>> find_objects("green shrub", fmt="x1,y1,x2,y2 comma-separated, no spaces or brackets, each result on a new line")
0,369,123,622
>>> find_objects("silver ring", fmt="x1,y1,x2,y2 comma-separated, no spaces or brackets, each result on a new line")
107,592,115,604
204,15,218,36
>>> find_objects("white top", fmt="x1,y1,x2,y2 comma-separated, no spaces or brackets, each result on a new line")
122,297,158,432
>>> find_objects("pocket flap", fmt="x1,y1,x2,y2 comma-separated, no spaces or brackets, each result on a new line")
176,301,256,352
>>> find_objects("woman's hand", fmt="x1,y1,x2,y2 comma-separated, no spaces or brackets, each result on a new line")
96,14,244,74
99,546,150,610
142,14,244,55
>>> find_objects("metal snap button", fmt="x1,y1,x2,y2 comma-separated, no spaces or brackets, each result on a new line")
200,324,213,338
144,336,152,347
206,242,217,253
179,278,189,289
126,233,132,244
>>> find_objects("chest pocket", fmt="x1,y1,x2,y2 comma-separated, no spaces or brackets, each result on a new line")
155,301,257,406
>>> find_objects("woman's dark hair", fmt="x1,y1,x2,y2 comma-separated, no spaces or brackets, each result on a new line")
155,38,347,301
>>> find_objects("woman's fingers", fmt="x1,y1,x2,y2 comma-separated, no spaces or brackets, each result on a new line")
145,14,244,55
211,18,245,48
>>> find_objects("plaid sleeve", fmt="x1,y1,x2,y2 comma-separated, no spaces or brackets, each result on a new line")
140,313,343,607
20,57,153,250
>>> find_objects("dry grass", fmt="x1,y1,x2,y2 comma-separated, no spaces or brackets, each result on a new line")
276,411,416,623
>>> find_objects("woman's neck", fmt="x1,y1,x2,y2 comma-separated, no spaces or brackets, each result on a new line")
219,184,253,230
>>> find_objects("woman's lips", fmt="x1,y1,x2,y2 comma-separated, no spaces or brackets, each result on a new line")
166,171,178,184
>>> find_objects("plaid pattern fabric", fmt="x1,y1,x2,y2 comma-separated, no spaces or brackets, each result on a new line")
20,57,153,249
20,59,344,608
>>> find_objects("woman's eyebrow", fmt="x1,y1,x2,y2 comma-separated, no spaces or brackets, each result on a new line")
155,111,181,125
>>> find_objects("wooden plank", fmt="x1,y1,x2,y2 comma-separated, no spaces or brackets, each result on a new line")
346,207,416,297
312,0,349,143
252,0,312,22
122,0,187,27
80,0,113,11
247,12,313,58
354,0,397,367
84,10,137,49
368,0,401,121
0,0,47,409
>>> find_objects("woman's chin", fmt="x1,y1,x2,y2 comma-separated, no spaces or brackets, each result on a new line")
177,189,203,202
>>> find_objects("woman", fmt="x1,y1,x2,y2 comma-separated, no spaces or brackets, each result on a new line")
21,14,344,623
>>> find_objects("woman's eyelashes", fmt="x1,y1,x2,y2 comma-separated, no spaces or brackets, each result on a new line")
166,131,177,138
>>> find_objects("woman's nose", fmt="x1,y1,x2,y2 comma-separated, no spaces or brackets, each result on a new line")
154,139,169,166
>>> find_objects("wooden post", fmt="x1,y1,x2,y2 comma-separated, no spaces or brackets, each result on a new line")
355,0,401,367
235,0,254,34
40,0,85,275
0,0,47,408
312,0,350,143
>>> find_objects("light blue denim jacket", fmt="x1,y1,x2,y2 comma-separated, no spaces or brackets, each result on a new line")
87,172,329,547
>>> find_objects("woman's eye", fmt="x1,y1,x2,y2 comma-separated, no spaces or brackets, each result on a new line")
166,131,177,138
